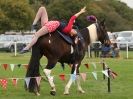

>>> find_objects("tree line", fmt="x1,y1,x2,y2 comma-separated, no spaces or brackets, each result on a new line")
0,0,133,34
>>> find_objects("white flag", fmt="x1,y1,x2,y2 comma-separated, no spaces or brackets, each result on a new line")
25,77,31,88
10,64,15,71
80,73,87,82
92,62,97,69
102,70,109,77
92,72,97,80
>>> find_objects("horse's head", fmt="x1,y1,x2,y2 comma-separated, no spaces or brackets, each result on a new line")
96,19,111,45
87,19,111,45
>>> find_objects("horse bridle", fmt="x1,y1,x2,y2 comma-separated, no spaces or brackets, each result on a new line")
95,22,109,44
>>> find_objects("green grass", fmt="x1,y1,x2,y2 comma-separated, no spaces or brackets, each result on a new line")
0,51,133,99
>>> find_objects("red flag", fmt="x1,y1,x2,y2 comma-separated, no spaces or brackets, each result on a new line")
12,78,18,86
59,74,65,81
84,64,89,69
2,64,8,70
80,73,87,82
0,79,8,90
111,71,118,79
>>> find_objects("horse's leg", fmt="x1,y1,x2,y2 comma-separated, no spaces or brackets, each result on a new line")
64,63,77,95
43,59,57,96
76,64,85,93
64,63,85,95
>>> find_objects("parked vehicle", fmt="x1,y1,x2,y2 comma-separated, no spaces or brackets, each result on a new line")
116,31,133,49
0,34,32,52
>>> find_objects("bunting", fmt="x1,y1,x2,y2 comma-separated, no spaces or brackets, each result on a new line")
110,71,118,79
80,73,87,82
0,62,117,90
84,64,89,69
12,78,18,86
36,77,41,86
59,74,65,81
17,64,21,68
0,79,8,89
2,64,8,70
92,62,97,69
92,72,97,80
102,70,109,77
71,74,76,82
24,64,28,70
10,64,15,71
25,77,31,88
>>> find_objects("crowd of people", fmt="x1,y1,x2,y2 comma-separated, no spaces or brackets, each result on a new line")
90,42,119,58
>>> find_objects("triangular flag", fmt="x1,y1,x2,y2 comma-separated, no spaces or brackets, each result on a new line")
102,70,109,77
59,74,65,81
17,64,21,68
25,77,31,88
84,64,89,69
71,74,76,82
92,72,97,80
69,64,72,68
80,73,87,82
0,79,8,90
10,64,15,71
2,64,8,70
12,78,18,86
36,77,41,86
24,64,28,70
92,63,97,69
111,71,118,79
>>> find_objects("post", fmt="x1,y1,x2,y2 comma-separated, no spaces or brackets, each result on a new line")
88,45,91,58
14,41,17,56
107,68,111,93
102,62,105,80
126,42,128,59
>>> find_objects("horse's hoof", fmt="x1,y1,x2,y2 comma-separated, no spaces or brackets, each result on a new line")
50,91,56,96
34,92,40,96
78,90,85,94
63,92,69,95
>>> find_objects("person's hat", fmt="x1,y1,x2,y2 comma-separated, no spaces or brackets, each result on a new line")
86,15,97,22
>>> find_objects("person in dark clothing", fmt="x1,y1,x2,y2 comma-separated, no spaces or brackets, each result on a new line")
100,44,111,58
93,42,101,57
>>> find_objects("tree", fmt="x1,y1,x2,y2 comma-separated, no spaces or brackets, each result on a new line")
0,0,35,33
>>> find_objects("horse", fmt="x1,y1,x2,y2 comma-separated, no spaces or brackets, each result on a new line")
25,19,110,96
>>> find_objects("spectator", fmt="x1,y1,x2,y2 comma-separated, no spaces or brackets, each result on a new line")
93,42,101,57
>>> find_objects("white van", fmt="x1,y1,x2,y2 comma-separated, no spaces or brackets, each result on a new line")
116,31,133,49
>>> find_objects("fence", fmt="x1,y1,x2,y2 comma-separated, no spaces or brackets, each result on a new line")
0,41,133,58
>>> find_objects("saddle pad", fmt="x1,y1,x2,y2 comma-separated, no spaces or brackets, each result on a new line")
57,31,74,45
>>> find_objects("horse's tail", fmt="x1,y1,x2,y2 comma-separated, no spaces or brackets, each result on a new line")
25,43,42,93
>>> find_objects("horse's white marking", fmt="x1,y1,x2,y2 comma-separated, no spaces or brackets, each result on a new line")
71,45,74,54
64,77,73,95
43,69,55,88
87,24,98,43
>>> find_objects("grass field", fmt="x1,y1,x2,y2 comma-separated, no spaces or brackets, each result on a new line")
0,51,133,99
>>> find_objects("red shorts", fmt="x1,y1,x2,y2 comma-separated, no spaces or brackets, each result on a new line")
45,21,60,32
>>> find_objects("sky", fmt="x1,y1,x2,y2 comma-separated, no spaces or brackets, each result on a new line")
120,0,133,8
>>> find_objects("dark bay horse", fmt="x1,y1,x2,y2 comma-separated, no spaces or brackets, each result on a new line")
26,20,110,95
